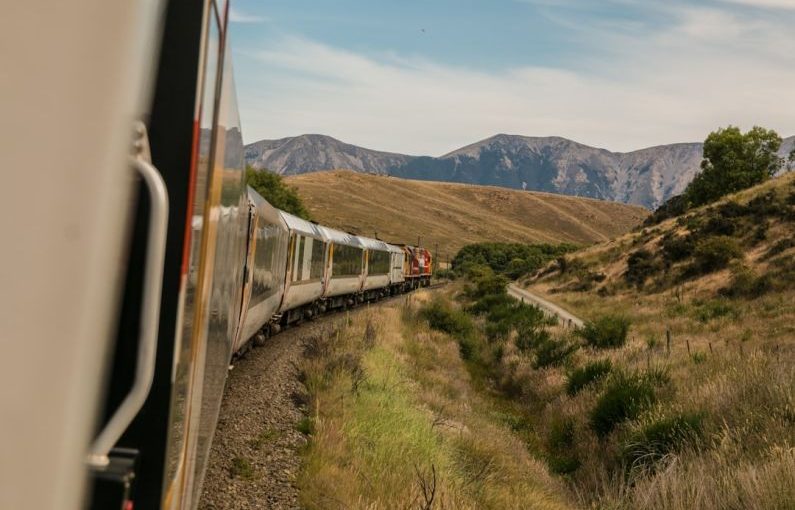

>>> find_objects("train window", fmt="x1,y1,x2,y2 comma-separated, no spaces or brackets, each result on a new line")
332,243,363,277
309,238,325,279
368,250,390,275
249,222,280,306
295,235,305,281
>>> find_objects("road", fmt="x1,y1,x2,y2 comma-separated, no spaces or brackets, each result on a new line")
507,283,584,328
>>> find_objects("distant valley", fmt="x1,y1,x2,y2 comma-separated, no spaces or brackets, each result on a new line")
246,134,795,209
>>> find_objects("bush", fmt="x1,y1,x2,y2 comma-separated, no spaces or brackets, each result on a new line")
747,191,789,219
721,265,771,298
477,298,552,342
577,315,631,349
546,417,581,475
533,337,579,369
690,236,743,274
566,359,612,396
661,233,695,263
590,373,656,438
716,201,749,218
699,215,739,236
467,292,514,315
625,249,661,288
420,299,474,339
468,270,508,299
621,412,704,471
644,194,688,226
230,456,256,479
692,299,738,323
452,242,578,279
246,166,311,219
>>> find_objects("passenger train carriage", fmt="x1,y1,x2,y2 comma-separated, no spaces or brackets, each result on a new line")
3,2,433,509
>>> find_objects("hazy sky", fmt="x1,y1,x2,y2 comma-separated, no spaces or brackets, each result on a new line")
228,0,795,155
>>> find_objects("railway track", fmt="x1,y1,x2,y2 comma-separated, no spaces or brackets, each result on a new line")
199,284,446,509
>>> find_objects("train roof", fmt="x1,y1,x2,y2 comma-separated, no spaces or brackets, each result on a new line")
316,225,363,248
247,186,285,227
278,209,324,239
356,236,393,252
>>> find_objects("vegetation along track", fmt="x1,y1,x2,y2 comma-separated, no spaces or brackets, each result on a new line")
198,287,442,509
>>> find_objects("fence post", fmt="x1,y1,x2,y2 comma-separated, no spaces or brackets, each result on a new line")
666,328,671,356
686,339,691,356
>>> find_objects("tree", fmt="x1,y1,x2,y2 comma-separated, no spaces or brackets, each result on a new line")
685,126,782,207
245,166,311,220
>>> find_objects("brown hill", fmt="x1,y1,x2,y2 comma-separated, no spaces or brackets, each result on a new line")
286,170,648,260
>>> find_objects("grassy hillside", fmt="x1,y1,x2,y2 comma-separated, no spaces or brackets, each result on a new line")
287,170,648,259
510,172,795,508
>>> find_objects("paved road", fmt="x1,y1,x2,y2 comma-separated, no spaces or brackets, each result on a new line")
507,284,584,329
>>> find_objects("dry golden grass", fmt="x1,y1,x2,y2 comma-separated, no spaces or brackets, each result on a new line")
511,173,795,508
297,295,572,509
287,170,648,258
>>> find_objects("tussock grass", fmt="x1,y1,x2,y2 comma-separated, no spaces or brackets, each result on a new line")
297,297,570,509
510,173,795,508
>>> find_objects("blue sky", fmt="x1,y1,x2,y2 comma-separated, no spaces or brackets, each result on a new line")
228,0,795,155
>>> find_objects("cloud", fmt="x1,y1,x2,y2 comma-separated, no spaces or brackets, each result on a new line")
229,8,268,24
717,0,795,10
236,7,795,155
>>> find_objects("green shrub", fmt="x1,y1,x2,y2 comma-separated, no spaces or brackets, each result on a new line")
661,233,695,263
644,194,688,226
690,236,743,274
420,299,474,339
721,265,771,298
577,315,631,349
699,215,739,236
546,417,581,475
515,327,551,353
621,413,704,471
747,191,789,219
230,456,256,479
452,242,578,279
467,270,508,299
246,166,311,220
692,299,738,323
566,359,613,396
590,373,656,438
533,337,579,369
625,249,661,288
296,416,314,435
717,201,749,218
467,292,514,315
434,268,457,280
479,299,551,342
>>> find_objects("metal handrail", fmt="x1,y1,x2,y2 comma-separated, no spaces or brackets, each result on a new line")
87,157,169,467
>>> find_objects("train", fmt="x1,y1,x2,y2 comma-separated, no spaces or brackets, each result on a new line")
2,1,433,510
237,195,433,356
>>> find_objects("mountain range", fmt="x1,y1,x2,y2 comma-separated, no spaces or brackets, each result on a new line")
244,134,795,209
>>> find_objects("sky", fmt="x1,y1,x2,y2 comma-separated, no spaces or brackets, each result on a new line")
227,0,795,156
